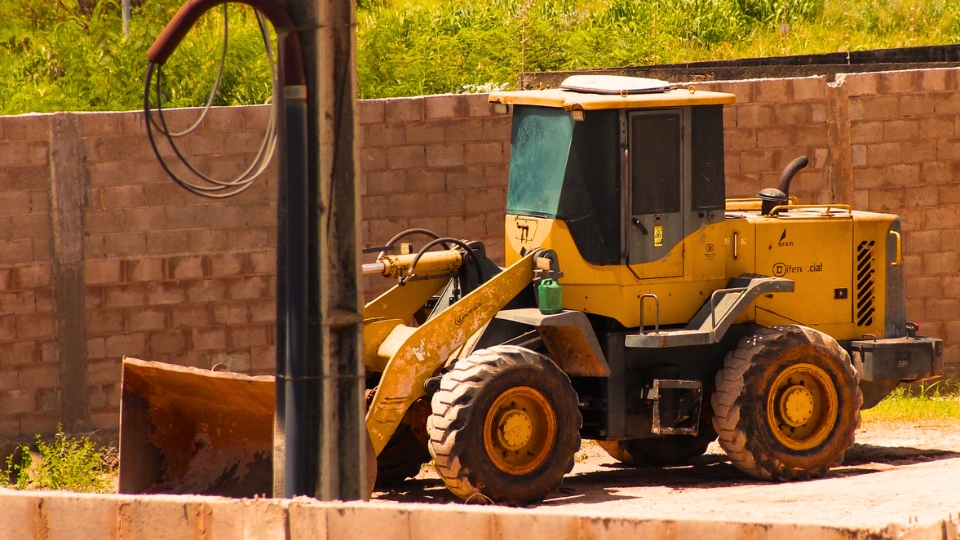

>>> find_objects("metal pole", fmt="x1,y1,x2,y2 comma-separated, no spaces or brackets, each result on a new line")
274,0,366,500
278,82,312,498
316,0,366,500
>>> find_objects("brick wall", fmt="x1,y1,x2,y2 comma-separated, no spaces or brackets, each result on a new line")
843,70,960,370
357,94,511,296
76,107,279,432
0,115,56,439
697,76,835,202
0,67,958,443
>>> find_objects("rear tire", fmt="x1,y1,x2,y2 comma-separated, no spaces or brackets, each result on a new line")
427,345,581,505
598,423,716,466
712,325,862,480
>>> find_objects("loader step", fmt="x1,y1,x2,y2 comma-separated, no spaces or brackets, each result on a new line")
625,275,794,349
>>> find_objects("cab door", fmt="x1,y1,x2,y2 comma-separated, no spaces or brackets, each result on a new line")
627,109,684,277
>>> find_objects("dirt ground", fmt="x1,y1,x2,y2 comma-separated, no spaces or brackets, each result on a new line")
373,422,960,529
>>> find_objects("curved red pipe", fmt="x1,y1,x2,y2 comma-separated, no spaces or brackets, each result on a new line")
147,0,304,87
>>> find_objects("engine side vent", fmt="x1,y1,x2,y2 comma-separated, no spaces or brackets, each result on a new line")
856,240,876,327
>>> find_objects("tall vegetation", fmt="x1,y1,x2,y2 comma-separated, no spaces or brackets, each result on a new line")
2,0,960,113
357,0,960,98
0,0,273,114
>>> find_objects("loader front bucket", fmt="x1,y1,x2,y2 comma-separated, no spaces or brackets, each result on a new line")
118,358,275,496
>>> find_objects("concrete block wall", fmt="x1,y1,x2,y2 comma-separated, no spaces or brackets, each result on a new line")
843,70,960,364
76,106,279,433
0,67,959,443
358,94,511,296
0,116,57,440
699,76,834,202
0,108,281,440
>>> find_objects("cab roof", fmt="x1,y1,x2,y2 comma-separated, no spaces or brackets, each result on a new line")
489,75,736,111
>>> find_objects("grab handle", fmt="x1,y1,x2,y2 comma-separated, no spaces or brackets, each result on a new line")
889,230,903,267
639,294,659,333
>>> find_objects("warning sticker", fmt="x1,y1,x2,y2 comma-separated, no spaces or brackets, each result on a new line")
653,225,664,247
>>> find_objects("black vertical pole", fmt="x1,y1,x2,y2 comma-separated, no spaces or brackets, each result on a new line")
139,0,355,500
278,84,312,497
273,0,324,501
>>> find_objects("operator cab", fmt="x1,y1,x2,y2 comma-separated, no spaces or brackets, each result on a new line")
491,76,735,275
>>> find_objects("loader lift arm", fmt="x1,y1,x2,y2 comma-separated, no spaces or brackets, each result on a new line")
365,249,544,455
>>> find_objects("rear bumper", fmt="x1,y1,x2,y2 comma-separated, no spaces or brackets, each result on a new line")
850,336,943,382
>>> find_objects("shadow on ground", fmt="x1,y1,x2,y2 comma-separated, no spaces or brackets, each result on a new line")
841,443,960,466
372,443,960,506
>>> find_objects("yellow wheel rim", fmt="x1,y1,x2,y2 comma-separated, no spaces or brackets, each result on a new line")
483,386,557,476
766,363,838,451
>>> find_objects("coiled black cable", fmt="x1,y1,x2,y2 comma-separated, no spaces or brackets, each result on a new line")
143,7,277,199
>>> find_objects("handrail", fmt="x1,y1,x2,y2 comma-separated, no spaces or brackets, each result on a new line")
639,294,659,334
708,287,747,331
725,196,800,211
889,230,903,267
767,203,852,216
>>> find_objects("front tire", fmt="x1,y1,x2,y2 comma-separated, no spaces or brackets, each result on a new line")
427,345,581,505
712,325,862,480
365,391,431,487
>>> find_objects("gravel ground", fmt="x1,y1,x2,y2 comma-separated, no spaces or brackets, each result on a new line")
373,422,960,529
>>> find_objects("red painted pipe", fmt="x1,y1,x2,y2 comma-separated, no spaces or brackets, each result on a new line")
146,0,304,87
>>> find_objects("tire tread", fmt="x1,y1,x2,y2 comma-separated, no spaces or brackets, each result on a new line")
712,325,861,480
427,345,581,504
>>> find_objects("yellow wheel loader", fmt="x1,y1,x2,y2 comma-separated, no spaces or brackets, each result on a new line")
119,75,942,505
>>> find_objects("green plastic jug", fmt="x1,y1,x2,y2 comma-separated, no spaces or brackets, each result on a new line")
538,279,563,315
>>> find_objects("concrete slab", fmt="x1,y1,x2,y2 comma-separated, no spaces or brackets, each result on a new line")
0,487,954,540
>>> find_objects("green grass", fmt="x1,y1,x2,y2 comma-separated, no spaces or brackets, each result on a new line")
2,0,960,113
2,426,118,493
861,380,960,426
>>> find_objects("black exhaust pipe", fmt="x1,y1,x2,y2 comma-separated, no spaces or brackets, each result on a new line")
757,155,809,215
777,155,809,199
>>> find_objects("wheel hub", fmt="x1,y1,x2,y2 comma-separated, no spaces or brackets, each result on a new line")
765,363,839,451
498,410,533,451
780,385,815,426
482,386,558,476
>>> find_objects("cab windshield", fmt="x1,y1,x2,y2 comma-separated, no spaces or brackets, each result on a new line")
505,106,574,218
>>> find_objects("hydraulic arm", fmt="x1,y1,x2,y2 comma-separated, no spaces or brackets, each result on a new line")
364,249,540,454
